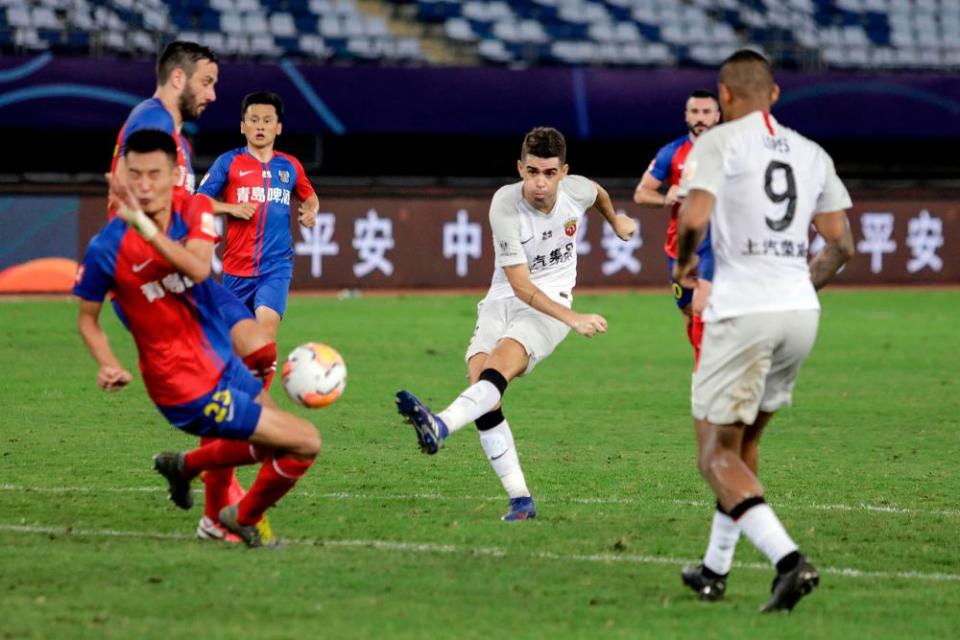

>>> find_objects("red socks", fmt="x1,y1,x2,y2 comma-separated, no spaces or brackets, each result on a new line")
184,439,263,474
243,342,278,390
237,456,315,526
192,437,262,521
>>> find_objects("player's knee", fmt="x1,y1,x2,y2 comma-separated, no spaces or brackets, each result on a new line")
285,415,321,457
233,319,271,355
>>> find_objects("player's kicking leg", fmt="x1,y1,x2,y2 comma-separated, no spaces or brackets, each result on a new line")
396,338,535,520
153,360,319,548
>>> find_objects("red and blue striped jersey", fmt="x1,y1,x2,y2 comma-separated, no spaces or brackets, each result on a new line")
109,98,195,219
197,148,315,277
647,134,693,259
73,195,232,407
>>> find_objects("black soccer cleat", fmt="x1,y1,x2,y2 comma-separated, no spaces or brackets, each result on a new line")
152,452,193,510
760,556,820,613
681,564,727,601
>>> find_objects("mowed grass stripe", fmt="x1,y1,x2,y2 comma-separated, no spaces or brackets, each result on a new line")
3,484,958,518
3,522,958,583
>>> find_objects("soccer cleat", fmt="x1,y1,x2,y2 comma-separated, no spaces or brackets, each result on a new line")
196,515,241,543
153,452,193,510
760,556,820,613
681,564,727,601
502,496,537,521
218,504,280,548
395,390,448,455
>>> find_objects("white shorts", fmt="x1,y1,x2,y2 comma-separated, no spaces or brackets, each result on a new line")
692,310,820,425
465,297,571,375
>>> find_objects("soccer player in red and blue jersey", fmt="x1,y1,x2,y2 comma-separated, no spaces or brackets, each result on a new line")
198,91,319,342
108,41,218,219
634,90,721,363
106,43,280,542
76,130,320,547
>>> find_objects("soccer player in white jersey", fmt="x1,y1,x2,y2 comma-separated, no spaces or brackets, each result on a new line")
673,50,854,612
396,127,637,521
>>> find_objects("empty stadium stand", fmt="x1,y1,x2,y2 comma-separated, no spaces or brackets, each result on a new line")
1,0,958,69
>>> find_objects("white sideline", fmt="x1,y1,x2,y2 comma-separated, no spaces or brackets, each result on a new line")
1,522,958,583
1,484,958,518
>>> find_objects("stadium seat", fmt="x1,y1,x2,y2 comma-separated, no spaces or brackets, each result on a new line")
1,0,956,69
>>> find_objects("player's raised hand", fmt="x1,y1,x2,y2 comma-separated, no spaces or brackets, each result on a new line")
104,172,140,222
570,312,608,337
612,214,637,241
97,365,133,392
672,254,700,289
298,205,318,229
230,202,257,220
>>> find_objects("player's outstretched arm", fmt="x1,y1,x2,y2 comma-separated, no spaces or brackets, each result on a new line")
503,264,607,338
592,183,636,241
76,299,132,392
810,210,854,290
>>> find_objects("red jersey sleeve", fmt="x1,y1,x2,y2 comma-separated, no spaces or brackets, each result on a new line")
291,156,316,201
183,194,220,243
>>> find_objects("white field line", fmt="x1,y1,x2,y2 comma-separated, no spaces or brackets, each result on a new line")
2,484,958,518
1,522,958,583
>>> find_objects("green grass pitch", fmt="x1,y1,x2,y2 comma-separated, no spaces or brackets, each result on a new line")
0,290,958,639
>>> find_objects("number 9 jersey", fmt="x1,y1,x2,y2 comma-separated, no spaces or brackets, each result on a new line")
679,111,852,322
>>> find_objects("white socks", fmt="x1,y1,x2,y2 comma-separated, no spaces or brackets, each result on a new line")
737,503,798,567
438,380,502,434
702,509,741,575
479,420,530,499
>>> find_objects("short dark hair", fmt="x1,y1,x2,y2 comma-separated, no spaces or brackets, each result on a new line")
688,89,719,107
719,49,775,98
157,41,219,85
521,127,566,163
241,91,284,122
124,129,178,164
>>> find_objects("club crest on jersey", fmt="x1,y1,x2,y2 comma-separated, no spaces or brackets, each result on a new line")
564,217,578,237
278,170,290,183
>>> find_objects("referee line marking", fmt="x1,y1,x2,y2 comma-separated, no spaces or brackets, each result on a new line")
1,484,957,518
1,522,957,583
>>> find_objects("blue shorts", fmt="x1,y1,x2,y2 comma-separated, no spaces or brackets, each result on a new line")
223,266,292,318
667,243,714,310
157,356,264,440
210,281,255,329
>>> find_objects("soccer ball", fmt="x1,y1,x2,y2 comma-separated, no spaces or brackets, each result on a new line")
282,343,347,408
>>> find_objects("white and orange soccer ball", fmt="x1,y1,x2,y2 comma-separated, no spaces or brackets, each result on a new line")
282,343,347,408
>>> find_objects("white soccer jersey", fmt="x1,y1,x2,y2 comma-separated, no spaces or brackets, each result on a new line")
680,111,852,322
485,174,598,303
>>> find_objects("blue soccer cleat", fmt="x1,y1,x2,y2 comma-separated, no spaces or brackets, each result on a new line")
395,390,448,454
502,496,537,521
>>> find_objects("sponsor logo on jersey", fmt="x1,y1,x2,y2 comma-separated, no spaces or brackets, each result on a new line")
564,217,578,237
